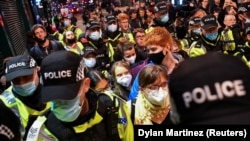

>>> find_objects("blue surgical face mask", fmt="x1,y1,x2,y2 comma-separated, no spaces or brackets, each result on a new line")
89,31,100,41
193,28,201,34
51,95,82,122
205,31,218,41
108,24,118,32
64,20,70,27
246,19,250,23
84,58,96,68
160,13,169,23
13,81,37,96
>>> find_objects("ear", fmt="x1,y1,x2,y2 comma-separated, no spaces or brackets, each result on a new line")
78,77,90,101
36,66,41,73
82,77,90,94
163,45,169,55
139,86,142,91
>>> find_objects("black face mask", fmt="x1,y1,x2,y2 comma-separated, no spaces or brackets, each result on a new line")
148,51,165,64
67,38,76,44
34,36,46,44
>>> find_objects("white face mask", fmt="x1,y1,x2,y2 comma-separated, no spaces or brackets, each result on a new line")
116,74,132,87
124,55,136,64
89,31,100,41
144,87,168,107
108,24,118,32
84,58,96,68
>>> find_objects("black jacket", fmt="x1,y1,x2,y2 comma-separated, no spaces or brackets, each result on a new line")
28,40,65,66
24,90,121,141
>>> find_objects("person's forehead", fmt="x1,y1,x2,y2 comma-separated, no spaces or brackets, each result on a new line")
147,44,163,49
115,66,129,74
204,27,217,32
66,31,74,36
124,48,135,55
136,32,145,36
34,27,45,32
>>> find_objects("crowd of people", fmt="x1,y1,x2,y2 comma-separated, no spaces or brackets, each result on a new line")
1,0,250,140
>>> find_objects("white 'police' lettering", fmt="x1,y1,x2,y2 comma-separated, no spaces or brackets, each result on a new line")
44,70,72,79
183,80,246,108
96,54,105,58
8,62,26,69
204,18,215,22
159,5,166,9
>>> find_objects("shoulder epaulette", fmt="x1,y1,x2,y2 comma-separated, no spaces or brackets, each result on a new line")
2,91,16,105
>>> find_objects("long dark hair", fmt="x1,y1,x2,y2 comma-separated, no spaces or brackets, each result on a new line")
85,70,108,89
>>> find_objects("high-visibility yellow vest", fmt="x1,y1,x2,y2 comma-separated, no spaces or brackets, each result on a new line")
101,91,134,141
0,86,50,135
221,29,236,52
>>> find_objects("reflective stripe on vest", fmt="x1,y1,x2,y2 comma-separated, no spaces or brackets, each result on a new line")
73,111,103,133
123,32,135,44
180,39,189,51
108,33,121,42
0,87,50,129
221,29,235,51
27,116,58,141
64,42,84,55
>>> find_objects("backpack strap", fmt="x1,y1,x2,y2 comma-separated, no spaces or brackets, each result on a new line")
131,98,136,124
98,92,119,138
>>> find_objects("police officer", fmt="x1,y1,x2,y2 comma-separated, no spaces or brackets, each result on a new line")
103,14,123,52
25,50,125,141
62,14,83,40
83,20,114,73
152,1,175,37
180,17,202,53
0,55,50,137
221,14,245,55
189,14,223,57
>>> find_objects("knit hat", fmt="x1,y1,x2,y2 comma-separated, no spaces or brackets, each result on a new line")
169,52,250,124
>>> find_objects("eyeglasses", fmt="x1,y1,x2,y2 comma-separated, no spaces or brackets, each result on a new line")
145,81,168,91
135,35,145,39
